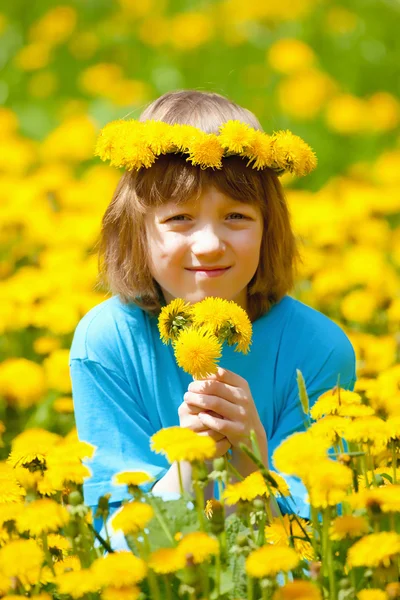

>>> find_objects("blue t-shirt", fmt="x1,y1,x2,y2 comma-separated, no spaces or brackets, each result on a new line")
69,293,356,528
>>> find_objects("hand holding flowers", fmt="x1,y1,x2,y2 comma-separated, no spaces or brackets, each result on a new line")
184,366,265,453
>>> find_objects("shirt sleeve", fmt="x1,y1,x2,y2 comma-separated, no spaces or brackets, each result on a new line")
269,337,357,519
70,357,169,512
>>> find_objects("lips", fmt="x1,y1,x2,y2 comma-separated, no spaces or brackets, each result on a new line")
187,267,230,271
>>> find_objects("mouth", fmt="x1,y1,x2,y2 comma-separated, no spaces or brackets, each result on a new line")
185,267,231,277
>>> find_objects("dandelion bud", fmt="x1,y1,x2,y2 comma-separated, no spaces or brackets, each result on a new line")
68,490,83,506
213,457,226,472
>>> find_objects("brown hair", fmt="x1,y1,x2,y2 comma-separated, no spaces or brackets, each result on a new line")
96,90,301,322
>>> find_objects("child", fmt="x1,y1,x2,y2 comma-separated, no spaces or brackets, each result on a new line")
69,89,357,537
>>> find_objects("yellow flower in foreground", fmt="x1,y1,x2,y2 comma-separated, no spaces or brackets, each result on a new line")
173,326,222,379
111,502,154,535
273,431,329,478
273,580,322,600
148,547,186,574
265,515,314,561
0,462,26,503
246,545,299,578
151,426,216,463
218,120,255,153
306,460,353,508
53,555,81,575
55,569,100,598
330,515,369,540
222,470,289,505
112,471,154,487
347,532,400,569
157,298,193,344
15,498,70,536
358,590,388,600
0,538,44,582
91,552,147,587
348,486,400,513
102,586,142,600
0,502,25,527
7,427,61,468
177,532,219,564
310,388,363,420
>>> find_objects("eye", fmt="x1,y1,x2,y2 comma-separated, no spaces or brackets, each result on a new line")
166,214,190,222
227,213,248,220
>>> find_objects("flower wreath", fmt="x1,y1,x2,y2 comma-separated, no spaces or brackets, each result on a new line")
95,118,317,177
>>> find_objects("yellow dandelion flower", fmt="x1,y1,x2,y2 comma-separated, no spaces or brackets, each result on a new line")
218,120,255,154
358,590,388,600
15,498,70,536
339,404,375,417
273,580,322,600
102,586,142,600
224,300,253,354
0,462,26,503
7,427,61,469
157,298,193,344
173,326,222,380
222,470,289,505
310,388,363,420
345,416,389,449
246,544,299,578
0,501,25,527
142,120,174,155
242,129,274,170
271,130,317,176
330,515,369,541
265,515,314,561
170,123,201,152
177,531,219,564
110,501,154,535
273,431,329,479
91,551,147,587
53,555,81,575
347,532,400,569
309,415,349,444
148,547,186,574
55,569,100,598
187,132,224,169
0,538,44,582
191,297,232,333
387,416,400,440
357,467,392,489
348,486,400,513
98,120,155,171
43,533,72,554
151,426,216,463
112,470,155,487
306,459,353,508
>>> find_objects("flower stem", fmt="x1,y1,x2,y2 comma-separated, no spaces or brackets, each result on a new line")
193,480,206,531
247,575,254,600
177,461,184,496
322,507,336,600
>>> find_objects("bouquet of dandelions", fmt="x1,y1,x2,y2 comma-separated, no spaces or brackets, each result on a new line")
1,297,400,600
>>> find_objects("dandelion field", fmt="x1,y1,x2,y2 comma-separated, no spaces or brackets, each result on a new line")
1,0,400,599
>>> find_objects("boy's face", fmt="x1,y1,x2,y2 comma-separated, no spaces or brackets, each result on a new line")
144,185,264,312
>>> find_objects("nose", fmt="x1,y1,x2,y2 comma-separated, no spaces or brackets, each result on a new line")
190,224,226,257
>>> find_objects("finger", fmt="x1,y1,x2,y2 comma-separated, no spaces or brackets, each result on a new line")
185,391,243,422
204,367,247,389
198,411,241,436
215,438,232,458
197,429,225,442
188,379,242,405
